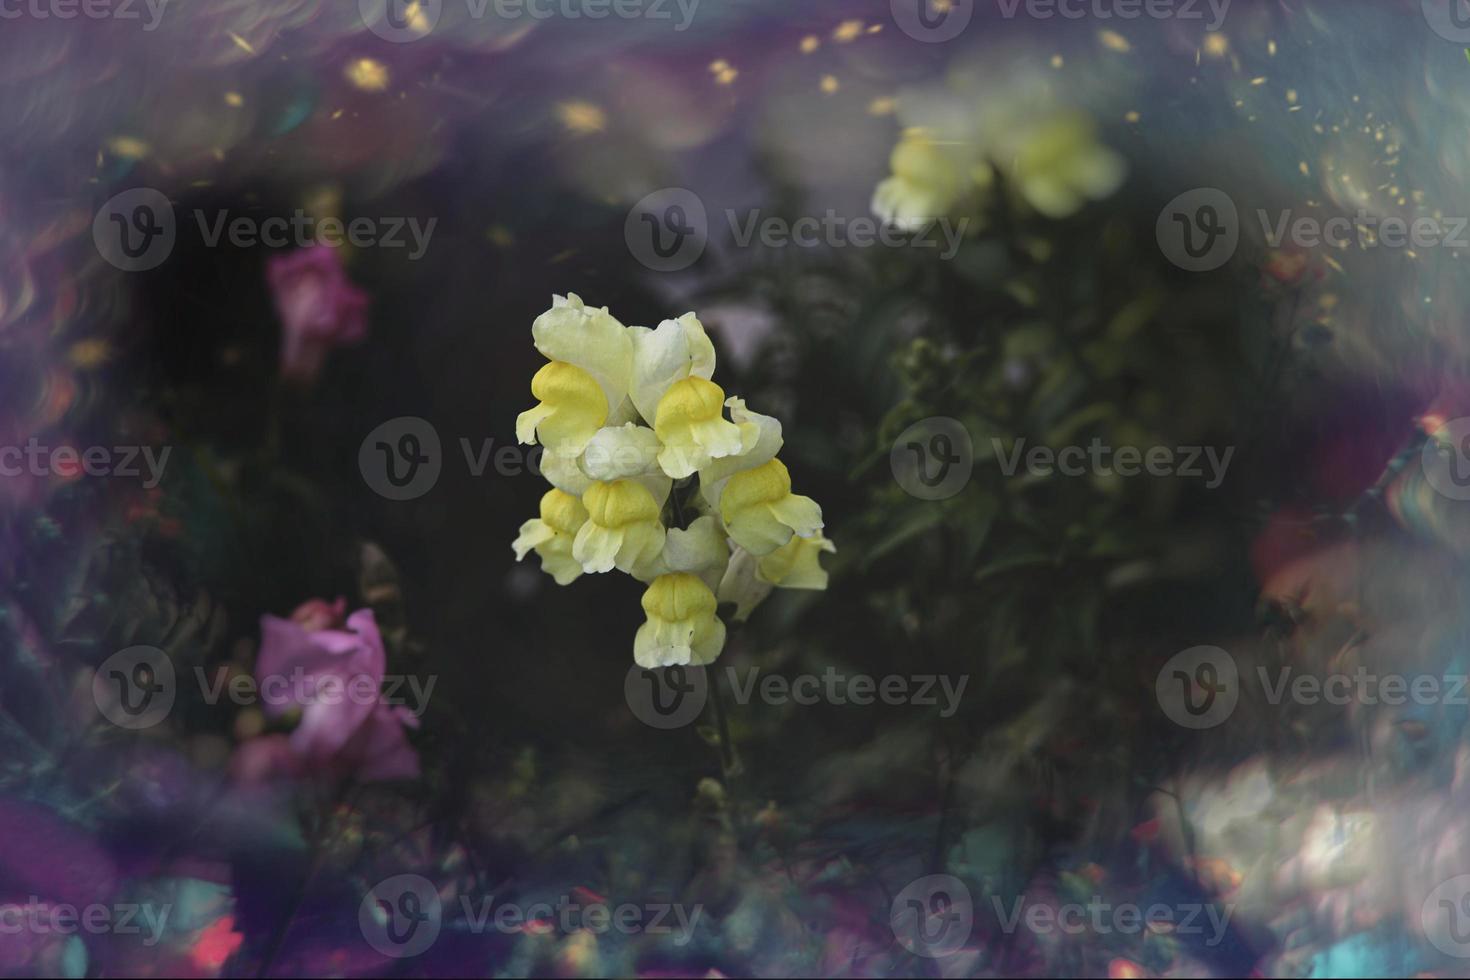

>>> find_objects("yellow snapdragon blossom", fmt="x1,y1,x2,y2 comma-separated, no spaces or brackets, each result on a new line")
572,479,666,575
1010,112,1125,219
872,129,967,231
638,514,728,586
516,361,609,455
511,489,589,585
718,533,836,621
628,313,717,422
757,532,835,589
531,293,633,414
633,572,727,668
654,376,744,479
719,458,823,555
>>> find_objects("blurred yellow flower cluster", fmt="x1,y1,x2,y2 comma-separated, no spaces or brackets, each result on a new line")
871,58,1126,230
512,295,834,668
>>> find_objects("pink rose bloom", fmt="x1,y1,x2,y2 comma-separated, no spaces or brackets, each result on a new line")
266,245,369,384
250,606,419,783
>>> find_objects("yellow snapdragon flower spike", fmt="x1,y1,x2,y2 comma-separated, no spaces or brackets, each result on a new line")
872,129,965,231
516,360,609,455
653,376,744,479
513,294,833,666
511,489,589,585
572,479,666,574
719,458,823,555
634,572,727,668
758,532,836,589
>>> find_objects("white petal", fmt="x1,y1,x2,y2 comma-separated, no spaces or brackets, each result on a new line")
581,423,662,482
662,515,729,574
716,546,774,621
511,519,554,561
539,448,593,496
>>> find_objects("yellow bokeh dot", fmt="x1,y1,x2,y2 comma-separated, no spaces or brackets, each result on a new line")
344,57,390,92
556,100,606,134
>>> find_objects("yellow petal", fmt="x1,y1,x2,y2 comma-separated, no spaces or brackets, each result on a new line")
519,360,609,454
655,376,743,478
758,533,835,589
